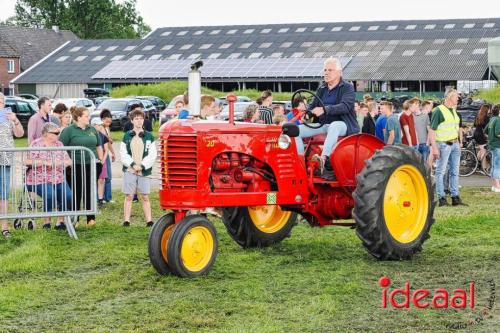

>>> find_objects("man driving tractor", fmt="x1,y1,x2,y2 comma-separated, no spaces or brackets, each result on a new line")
294,58,359,179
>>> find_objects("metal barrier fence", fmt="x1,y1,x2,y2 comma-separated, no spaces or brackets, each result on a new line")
0,146,98,239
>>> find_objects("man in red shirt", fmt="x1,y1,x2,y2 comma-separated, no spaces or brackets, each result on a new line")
399,99,419,148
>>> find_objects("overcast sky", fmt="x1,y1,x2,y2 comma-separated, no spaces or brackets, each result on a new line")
1,0,498,29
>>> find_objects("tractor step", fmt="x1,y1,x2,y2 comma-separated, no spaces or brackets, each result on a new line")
312,177,340,186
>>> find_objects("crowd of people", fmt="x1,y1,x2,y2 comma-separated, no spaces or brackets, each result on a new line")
1,57,499,238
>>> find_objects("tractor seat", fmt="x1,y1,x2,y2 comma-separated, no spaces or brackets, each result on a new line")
303,134,346,145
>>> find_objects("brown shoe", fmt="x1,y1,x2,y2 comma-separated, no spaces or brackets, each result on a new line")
87,219,96,227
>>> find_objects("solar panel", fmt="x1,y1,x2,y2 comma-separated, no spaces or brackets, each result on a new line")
92,57,352,80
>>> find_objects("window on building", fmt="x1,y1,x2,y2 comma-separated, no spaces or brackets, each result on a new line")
291,52,304,58
405,25,417,30
280,42,293,48
296,27,306,32
187,53,201,59
55,56,69,62
278,28,289,33
366,40,379,46
444,24,455,29
269,52,283,58
177,30,188,36
227,29,237,34
180,44,193,50
483,23,495,28
161,45,173,50
380,50,392,56
349,26,361,31
261,28,271,33
313,52,325,58
87,46,100,52
142,45,155,51
219,43,232,49
368,26,379,31
449,49,462,55
228,53,241,59
313,27,324,32
124,45,136,51
208,53,221,59
344,41,356,46
472,48,486,55
386,25,398,30
425,49,439,56
248,52,262,58
456,38,469,44
7,59,15,73
111,55,124,61
168,54,181,60
69,46,81,52
210,30,221,35
331,26,342,31
301,42,313,47
463,23,475,28
433,39,446,44
239,43,252,49
129,54,143,60
388,40,400,45
194,30,204,35
92,55,105,61
161,31,171,36
105,46,117,51
243,29,254,34
402,50,416,57
357,51,370,57
149,54,162,60
424,24,436,30
259,42,272,48
74,55,87,62
199,44,212,49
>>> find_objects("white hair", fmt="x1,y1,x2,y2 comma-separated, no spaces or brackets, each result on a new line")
324,57,342,71
444,88,458,100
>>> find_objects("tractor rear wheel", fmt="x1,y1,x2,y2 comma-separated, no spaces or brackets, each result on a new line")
221,205,297,248
166,215,218,277
148,213,175,275
353,145,435,260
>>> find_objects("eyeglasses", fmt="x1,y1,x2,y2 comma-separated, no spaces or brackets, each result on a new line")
48,131,60,135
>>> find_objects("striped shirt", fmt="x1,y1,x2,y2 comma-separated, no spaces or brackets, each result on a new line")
259,106,274,124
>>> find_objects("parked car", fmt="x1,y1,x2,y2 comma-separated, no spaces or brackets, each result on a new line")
54,98,96,113
218,95,252,107
219,102,256,120
17,94,39,100
4,97,37,133
91,98,151,130
160,95,184,124
131,96,167,115
272,101,292,114
84,88,109,103
139,99,158,121
94,96,110,108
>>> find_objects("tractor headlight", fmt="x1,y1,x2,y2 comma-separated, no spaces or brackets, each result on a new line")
278,134,291,150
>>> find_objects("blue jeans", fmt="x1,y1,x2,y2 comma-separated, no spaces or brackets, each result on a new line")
294,121,347,156
104,156,112,202
492,147,500,179
435,142,460,198
27,182,73,212
417,143,429,163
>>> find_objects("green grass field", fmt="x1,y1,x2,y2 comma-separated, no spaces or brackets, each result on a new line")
0,188,498,332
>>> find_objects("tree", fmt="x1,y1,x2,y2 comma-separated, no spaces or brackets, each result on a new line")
13,0,151,38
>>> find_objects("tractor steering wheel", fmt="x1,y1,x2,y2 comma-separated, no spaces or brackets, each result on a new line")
290,89,327,129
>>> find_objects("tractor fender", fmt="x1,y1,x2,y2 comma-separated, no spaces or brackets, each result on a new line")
330,134,384,187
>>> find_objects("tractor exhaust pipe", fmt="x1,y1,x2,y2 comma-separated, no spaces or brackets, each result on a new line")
226,93,237,125
188,61,203,117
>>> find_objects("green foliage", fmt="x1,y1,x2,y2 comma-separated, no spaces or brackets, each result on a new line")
0,188,498,332
110,81,293,103
477,84,500,104
13,0,151,39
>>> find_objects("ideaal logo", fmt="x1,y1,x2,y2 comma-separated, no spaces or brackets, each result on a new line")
379,276,496,330
379,276,475,309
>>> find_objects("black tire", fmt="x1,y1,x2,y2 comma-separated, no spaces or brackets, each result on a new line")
353,145,435,260
459,149,478,177
221,206,297,248
27,220,34,230
13,219,22,229
148,213,176,275
166,215,218,278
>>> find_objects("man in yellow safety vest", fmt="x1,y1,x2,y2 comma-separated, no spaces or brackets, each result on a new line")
429,89,467,207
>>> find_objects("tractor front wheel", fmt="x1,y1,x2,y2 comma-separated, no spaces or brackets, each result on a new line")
221,205,297,248
353,145,435,260
166,215,218,277
148,213,176,275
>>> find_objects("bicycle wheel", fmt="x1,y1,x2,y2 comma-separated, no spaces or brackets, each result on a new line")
481,151,492,175
459,149,478,177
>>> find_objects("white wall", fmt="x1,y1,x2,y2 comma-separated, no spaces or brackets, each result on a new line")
36,83,88,98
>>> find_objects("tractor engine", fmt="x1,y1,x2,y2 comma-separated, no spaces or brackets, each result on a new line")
210,152,274,193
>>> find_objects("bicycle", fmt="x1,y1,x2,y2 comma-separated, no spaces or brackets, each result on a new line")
459,136,492,177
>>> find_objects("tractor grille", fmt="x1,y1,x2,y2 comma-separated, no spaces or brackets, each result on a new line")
161,135,198,189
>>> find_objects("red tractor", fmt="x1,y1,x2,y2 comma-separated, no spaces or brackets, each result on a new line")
149,91,435,277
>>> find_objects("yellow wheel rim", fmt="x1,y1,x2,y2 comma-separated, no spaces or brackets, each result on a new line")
383,165,429,244
180,226,214,272
248,205,292,234
161,224,175,262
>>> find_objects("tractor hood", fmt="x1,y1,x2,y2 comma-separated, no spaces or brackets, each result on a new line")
159,119,283,137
